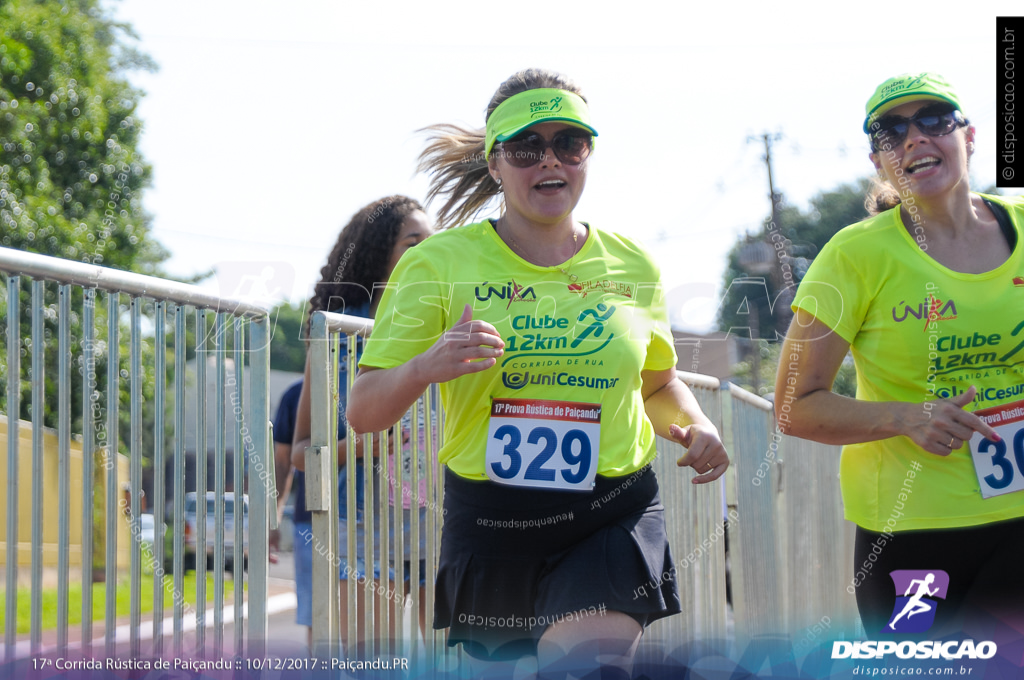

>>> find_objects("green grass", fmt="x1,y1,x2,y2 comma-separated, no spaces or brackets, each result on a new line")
0,572,247,635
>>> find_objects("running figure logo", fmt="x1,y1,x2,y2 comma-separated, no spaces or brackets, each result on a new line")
884,570,950,633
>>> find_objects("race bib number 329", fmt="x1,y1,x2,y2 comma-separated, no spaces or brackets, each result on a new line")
969,399,1024,499
485,398,600,491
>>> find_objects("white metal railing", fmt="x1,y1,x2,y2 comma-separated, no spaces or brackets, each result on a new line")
304,310,450,665
309,312,860,668
724,382,860,649
0,246,274,661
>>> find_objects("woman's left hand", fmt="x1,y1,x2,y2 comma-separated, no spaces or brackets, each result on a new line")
670,423,729,484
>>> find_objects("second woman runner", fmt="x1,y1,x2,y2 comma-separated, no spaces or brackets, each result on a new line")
777,73,1024,635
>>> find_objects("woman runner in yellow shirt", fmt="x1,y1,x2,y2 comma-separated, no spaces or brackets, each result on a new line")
779,72,1024,636
348,68,728,677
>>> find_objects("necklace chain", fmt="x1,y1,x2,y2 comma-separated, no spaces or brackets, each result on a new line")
501,220,580,283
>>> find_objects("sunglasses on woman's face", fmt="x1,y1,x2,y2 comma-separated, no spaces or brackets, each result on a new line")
869,104,967,152
496,130,593,168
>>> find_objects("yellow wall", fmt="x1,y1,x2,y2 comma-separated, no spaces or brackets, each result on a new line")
0,415,130,571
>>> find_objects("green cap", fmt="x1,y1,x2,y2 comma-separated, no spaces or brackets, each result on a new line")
485,88,598,159
863,72,962,132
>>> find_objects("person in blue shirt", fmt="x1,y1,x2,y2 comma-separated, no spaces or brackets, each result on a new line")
272,379,311,646
291,195,432,655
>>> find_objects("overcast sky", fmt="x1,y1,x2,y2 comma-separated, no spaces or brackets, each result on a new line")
112,0,1024,332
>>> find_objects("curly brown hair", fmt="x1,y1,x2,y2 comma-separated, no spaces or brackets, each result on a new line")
307,195,424,321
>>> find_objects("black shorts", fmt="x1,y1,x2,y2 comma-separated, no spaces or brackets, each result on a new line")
853,516,1024,635
434,465,680,660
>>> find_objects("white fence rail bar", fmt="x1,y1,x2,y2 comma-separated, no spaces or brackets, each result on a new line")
0,245,273,662
308,311,861,669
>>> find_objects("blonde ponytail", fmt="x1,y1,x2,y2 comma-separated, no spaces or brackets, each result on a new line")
417,124,500,230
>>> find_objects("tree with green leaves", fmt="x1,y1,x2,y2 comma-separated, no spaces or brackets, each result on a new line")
719,180,872,396
1,0,171,425
1,0,166,271
718,179,871,344
268,302,308,374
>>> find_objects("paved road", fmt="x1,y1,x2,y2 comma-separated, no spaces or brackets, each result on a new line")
264,548,311,653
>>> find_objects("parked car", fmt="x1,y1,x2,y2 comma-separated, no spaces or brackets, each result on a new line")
133,513,162,575
138,513,156,549
166,492,249,573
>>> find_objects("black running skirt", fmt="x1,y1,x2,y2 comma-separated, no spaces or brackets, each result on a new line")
434,465,680,660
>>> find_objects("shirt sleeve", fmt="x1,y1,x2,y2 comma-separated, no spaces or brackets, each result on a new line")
272,383,300,444
359,247,449,370
791,235,870,344
618,245,675,372
642,278,678,372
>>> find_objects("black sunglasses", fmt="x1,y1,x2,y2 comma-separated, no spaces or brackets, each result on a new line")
869,104,968,152
496,130,593,168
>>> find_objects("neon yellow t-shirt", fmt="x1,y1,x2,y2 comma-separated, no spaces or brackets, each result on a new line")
358,220,677,481
792,193,1024,531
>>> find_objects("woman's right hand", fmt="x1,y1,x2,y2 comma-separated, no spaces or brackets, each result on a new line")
349,305,502,433
413,304,504,383
901,386,1001,456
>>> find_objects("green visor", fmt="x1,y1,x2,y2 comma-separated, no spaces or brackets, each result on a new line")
485,88,598,159
863,72,962,133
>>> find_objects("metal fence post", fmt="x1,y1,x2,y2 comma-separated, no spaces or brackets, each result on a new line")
4,275,19,660
247,315,271,656
56,285,71,654
30,280,44,655
309,311,340,657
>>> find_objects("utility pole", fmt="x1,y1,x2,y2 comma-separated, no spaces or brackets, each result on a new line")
747,132,784,263
738,132,786,393
759,132,783,250
747,132,791,323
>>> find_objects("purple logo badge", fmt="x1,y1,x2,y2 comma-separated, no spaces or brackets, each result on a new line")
884,570,950,633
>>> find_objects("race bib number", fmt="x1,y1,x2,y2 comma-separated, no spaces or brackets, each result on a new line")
969,399,1024,499
485,398,600,491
